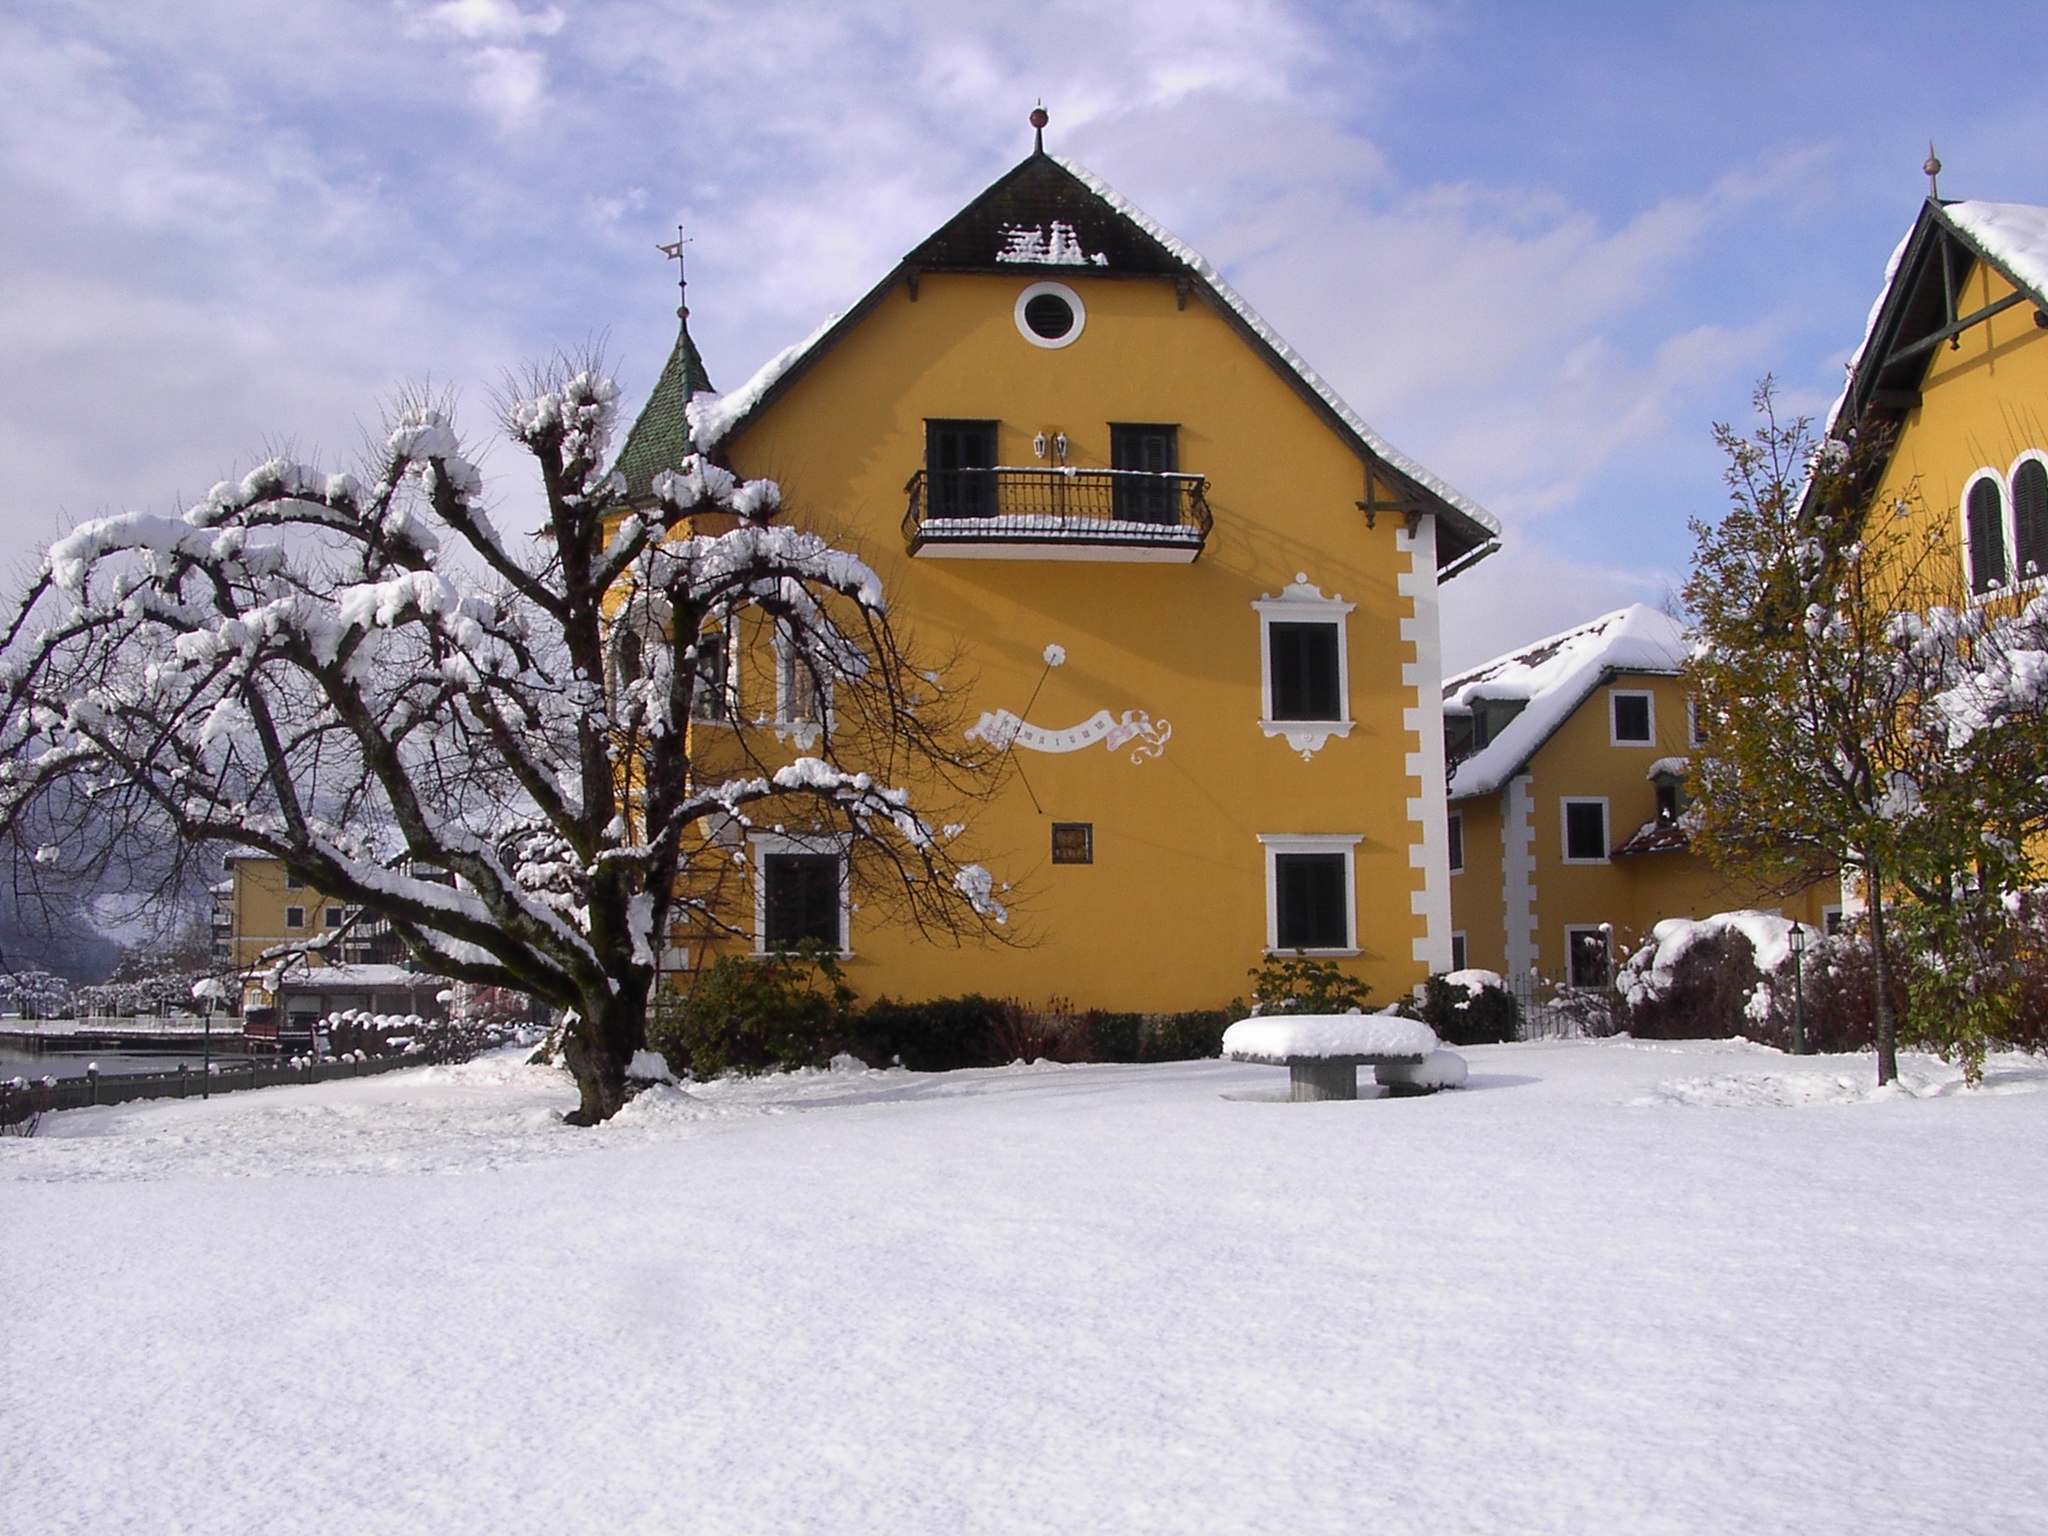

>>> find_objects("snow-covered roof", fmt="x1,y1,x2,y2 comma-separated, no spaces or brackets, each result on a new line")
1445,604,1687,799
1828,197,2048,438
275,964,441,990
672,150,1501,569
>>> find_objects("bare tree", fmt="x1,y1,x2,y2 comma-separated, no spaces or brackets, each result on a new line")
0,357,1006,1122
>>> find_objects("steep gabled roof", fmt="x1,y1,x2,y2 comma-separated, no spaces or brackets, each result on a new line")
1829,198,2048,440
1444,604,1687,799
638,149,1501,570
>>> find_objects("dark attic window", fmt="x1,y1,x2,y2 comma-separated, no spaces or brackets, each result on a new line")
1611,692,1652,744
1024,291,1075,339
1969,477,2009,595
2015,459,2048,581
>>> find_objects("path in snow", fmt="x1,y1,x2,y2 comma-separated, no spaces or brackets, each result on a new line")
3,1040,2045,1535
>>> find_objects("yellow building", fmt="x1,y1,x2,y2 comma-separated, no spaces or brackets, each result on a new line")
215,854,436,1025
1444,606,1833,986
1827,192,2048,608
612,136,1502,1013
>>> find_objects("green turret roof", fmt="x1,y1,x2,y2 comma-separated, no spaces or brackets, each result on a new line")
614,316,713,501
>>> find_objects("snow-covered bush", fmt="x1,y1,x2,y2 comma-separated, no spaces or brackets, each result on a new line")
1618,911,1887,1051
1406,969,1520,1045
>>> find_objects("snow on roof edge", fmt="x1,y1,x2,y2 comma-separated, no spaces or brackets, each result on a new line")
1054,158,1500,541
1445,604,1688,799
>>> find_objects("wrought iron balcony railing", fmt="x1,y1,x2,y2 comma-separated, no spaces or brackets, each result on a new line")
903,466,1212,561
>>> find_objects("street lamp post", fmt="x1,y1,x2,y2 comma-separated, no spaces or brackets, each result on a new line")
1789,921,1808,1056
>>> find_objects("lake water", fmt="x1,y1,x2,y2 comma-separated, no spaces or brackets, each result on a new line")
0,1045,258,1081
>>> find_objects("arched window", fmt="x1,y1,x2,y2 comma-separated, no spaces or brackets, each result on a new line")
2014,458,2048,582
1967,476,2008,595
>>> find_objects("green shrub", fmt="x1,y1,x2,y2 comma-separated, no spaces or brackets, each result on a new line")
1139,1009,1231,1061
1409,974,1520,1045
1236,953,1372,1017
1085,1011,1144,1063
649,943,854,1079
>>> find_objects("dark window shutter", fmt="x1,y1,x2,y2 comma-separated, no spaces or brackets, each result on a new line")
1565,802,1608,861
926,420,998,518
1447,812,1464,872
1274,853,1348,950
1110,424,1178,523
1969,477,2008,594
2015,461,2048,580
763,854,841,950
1268,622,1342,720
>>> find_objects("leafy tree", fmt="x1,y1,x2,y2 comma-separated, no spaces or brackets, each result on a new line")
0,356,1005,1122
1685,380,2048,1083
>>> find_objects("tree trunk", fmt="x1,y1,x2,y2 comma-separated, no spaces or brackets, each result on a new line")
1865,858,1899,1086
560,987,645,1125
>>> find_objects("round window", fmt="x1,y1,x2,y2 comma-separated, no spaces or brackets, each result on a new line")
1014,281,1085,349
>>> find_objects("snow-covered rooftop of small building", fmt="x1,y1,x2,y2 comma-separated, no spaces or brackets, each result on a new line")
1445,603,1688,799
274,964,442,989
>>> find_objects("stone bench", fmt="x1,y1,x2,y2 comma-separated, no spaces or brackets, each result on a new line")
1221,1013,1467,1100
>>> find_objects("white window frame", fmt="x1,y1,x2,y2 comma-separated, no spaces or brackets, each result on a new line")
2006,449,2048,588
1822,904,1844,935
1687,696,1704,749
1609,689,1655,746
284,905,306,930
771,620,832,751
1962,467,2012,600
1563,924,1612,988
1253,576,1355,759
323,906,344,929
1560,797,1610,865
748,831,853,958
688,617,740,727
1447,810,1465,874
1449,931,1468,972
1256,833,1361,957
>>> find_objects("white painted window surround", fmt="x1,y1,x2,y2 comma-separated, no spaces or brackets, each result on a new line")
1253,575,1354,760
1609,689,1655,745
1256,833,1362,957
746,831,853,958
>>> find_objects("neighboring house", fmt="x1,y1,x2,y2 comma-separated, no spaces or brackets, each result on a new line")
216,854,429,1020
1443,605,1832,987
1826,192,2048,604
611,127,1503,1011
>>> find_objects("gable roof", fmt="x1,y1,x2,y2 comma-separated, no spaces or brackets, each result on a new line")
638,149,1501,570
1829,197,2048,441
1444,604,1687,799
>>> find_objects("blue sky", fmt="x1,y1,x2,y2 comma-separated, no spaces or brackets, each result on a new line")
6,1,2048,668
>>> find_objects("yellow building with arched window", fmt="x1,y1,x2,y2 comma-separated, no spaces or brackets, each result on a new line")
611,134,1502,1014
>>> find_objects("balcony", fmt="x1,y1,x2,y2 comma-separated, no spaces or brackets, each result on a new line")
903,466,1212,562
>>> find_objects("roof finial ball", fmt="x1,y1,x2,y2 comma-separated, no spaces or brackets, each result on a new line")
1925,142,1943,201
1031,103,1049,155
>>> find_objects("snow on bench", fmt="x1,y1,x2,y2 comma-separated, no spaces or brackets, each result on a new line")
1222,1013,1463,1100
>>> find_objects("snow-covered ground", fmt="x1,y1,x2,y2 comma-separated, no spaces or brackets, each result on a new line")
4,1039,2046,1534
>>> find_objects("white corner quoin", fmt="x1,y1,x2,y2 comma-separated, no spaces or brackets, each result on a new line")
1254,575,1355,759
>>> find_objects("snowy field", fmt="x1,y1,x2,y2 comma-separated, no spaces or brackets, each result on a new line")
4,1040,2046,1535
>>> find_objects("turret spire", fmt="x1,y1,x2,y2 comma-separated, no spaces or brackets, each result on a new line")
1924,142,1943,201
1031,103,1048,156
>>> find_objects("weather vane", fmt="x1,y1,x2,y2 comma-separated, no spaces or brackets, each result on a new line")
657,225,692,319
